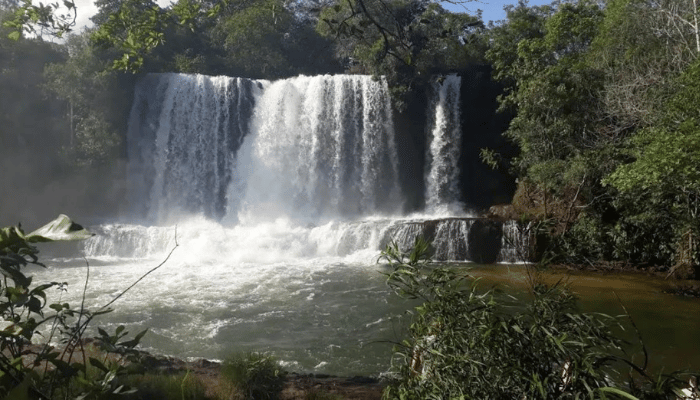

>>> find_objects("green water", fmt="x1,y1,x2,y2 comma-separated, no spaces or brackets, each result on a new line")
465,264,700,373
37,259,699,376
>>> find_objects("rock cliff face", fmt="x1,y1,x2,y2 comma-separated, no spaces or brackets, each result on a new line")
383,218,534,264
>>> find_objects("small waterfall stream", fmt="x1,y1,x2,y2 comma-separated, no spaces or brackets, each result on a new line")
425,75,464,215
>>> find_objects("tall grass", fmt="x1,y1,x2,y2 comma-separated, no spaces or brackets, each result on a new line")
219,352,287,400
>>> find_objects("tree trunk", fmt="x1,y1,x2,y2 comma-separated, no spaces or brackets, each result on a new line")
69,100,74,148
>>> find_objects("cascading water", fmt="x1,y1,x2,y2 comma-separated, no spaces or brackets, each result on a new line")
433,219,472,261
127,73,402,226
37,72,534,377
235,75,402,224
425,75,464,215
498,220,534,264
94,71,534,264
127,74,261,223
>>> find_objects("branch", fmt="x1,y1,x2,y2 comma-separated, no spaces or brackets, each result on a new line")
60,226,180,365
98,226,179,312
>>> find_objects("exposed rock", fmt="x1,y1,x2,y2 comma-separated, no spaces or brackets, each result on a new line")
487,204,518,220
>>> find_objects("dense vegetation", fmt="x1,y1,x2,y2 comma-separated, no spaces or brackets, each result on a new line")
1,0,698,265
484,0,700,278
380,238,699,399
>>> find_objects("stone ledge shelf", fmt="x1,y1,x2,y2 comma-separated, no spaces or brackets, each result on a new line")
382,218,534,264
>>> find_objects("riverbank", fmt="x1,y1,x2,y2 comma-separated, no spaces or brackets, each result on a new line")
140,353,385,399
548,262,700,298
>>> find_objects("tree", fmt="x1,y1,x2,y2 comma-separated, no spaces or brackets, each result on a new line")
91,0,166,71
208,0,295,78
604,59,700,273
2,0,76,39
44,31,126,167
587,0,699,138
486,0,604,211
316,0,485,106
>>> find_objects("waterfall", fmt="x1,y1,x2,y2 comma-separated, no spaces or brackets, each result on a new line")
385,222,426,253
83,224,175,259
127,73,401,225
425,75,464,215
433,219,472,261
236,75,402,224
498,220,534,264
127,74,261,223
106,72,536,264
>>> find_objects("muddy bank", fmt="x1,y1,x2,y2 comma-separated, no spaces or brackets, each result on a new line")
547,262,700,298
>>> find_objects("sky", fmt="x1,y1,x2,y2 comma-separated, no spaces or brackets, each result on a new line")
69,0,552,33
442,0,551,24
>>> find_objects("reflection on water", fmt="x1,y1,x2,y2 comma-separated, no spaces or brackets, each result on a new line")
465,264,700,373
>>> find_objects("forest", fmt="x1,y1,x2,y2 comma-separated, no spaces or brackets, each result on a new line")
1,0,699,276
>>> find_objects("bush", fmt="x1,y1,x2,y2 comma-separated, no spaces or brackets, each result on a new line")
379,237,699,399
0,215,154,399
220,352,287,400
106,371,210,400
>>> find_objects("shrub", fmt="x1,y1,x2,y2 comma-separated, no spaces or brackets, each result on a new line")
379,237,699,399
105,371,210,400
220,352,287,400
0,215,155,399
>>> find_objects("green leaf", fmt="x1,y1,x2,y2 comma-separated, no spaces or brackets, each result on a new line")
118,328,148,348
89,357,109,373
2,376,30,400
8,31,21,41
597,387,640,400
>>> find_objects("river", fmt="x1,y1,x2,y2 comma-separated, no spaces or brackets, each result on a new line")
32,219,700,377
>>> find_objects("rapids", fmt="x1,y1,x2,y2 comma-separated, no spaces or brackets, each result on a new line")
28,72,699,377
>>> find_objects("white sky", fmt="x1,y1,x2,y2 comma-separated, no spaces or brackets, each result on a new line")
70,0,173,33
68,0,552,34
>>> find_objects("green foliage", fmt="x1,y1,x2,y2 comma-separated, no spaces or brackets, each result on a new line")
0,13,67,164
220,352,287,400
380,240,699,399
172,49,206,74
42,31,131,168
602,59,700,270
487,0,603,176
208,0,293,79
91,0,166,71
317,0,485,105
485,0,700,268
2,0,76,39
106,371,210,400
0,215,149,399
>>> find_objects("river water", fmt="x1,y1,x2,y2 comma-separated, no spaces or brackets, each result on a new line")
32,221,700,377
